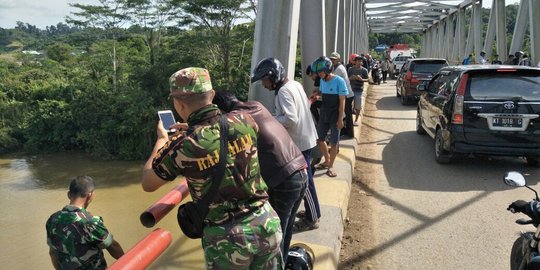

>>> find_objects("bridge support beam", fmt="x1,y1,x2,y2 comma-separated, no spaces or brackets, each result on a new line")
529,0,540,66
509,0,528,56
495,0,508,62
248,0,301,111
300,0,325,95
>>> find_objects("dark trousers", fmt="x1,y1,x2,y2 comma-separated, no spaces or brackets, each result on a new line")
268,169,307,260
302,148,321,223
310,100,322,124
342,96,354,137
382,70,388,82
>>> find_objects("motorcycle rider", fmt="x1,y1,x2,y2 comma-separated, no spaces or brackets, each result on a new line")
509,200,540,269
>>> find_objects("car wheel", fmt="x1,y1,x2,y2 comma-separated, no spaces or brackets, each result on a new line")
526,157,540,167
416,110,426,135
396,84,401,97
435,129,451,164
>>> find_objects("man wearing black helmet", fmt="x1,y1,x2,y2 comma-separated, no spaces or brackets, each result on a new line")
251,57,321,232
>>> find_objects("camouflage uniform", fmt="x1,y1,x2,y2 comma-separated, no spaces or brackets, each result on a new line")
45,205,113,270
153,67,283,269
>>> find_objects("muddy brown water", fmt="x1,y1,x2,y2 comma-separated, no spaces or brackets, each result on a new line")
0,152,205,269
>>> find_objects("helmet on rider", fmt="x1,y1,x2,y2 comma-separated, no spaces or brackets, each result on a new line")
349,53,359,64
515,51,524,57
310,56,332,76
250,57,286,87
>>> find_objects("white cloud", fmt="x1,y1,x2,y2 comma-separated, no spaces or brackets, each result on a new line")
0,0,100,29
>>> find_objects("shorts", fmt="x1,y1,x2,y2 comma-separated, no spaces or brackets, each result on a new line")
353,90,363,111
316,120,340,145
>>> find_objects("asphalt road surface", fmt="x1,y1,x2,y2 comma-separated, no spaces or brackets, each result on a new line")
339,80,540,270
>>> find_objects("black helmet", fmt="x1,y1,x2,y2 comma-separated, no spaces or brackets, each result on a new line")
251,57,286,84
515,51,524,57
285,243,314,270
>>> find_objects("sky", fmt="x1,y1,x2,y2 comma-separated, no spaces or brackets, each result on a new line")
0,0,523,30
0,0,100,29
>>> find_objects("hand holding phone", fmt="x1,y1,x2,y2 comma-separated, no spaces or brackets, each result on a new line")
158,110,177,133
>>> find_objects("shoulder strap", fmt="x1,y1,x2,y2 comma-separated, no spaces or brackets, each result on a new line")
196,114,229,211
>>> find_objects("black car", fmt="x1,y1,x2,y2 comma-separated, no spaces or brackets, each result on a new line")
416,65,540,165
396,58,448,105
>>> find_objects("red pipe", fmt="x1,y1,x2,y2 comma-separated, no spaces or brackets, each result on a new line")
140,181,190,228
108,228,172,270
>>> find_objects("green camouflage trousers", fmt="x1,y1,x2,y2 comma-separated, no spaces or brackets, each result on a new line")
202,202,283,269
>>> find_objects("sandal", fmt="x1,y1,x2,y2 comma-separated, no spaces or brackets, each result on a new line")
296,210,306,219
293,218,319,232
314,163,329,170
325,168,337,178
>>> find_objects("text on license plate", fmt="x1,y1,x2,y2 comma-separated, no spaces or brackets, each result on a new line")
492,117,522,127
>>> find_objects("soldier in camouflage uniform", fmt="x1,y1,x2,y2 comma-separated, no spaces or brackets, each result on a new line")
45,176,124,269
141,67,283,269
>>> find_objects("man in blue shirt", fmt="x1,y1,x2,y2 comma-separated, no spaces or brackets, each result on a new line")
310,56,348,178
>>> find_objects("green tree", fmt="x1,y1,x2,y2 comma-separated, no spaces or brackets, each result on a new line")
170,0,254,90
67,0,131,92
46,42,73,63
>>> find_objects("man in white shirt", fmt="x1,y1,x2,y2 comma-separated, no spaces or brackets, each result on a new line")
251,57,322,231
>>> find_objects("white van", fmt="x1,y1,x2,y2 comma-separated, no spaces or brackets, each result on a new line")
392,55,414,78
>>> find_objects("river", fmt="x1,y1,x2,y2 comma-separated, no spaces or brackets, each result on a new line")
0,152,205,269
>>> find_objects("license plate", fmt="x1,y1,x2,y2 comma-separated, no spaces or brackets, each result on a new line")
492,117,522,128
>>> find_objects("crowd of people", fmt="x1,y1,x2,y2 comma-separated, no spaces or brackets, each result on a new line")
463,50,538,66
45,51,368,269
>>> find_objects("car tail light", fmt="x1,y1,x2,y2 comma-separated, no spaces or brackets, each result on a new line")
452,73,469,124
404,70,412,80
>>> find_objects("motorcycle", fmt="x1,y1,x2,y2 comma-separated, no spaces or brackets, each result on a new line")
371,63,382,85
505,171,540,270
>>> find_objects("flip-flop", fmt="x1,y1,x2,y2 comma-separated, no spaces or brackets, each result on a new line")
326,168,337,178
314,163,329,170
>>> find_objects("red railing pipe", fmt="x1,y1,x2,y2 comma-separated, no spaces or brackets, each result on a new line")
108,228,172,270
140,181,190,228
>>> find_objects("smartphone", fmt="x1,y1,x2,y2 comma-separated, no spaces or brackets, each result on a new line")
158,110,177,133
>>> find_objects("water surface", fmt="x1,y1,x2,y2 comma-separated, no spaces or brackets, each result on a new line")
0,152,204,269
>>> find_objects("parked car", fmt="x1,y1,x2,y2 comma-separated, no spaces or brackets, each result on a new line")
416,65,540,165
396,58,448,105
391,55,414,79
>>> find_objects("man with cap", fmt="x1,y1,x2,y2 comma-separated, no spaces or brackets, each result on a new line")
141,67,283,269
329,52,354,139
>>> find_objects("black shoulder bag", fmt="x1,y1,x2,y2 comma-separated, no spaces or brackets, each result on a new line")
177,115,229,239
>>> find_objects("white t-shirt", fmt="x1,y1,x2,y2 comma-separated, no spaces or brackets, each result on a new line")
333,64,354,98
274,80,318,151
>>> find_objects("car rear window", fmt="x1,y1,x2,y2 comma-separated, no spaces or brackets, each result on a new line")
410,61,448,73
467,72,540,101
394,56,412,62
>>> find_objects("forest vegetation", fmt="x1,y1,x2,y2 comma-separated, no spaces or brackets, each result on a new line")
0,0,523,160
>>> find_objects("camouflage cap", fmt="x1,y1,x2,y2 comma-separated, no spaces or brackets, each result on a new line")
330,52,341,60
169,67,213,96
